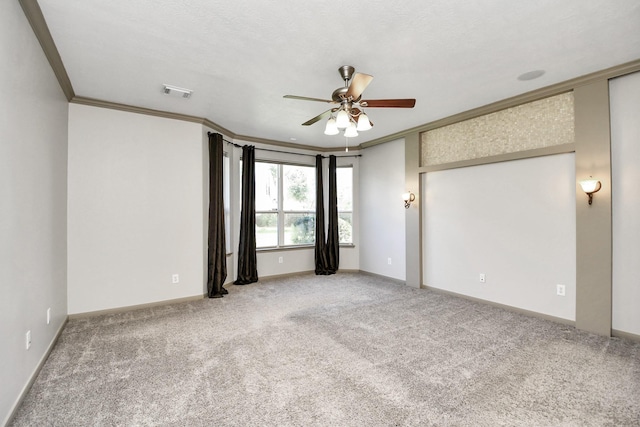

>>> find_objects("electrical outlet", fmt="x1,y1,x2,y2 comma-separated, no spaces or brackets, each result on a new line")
172,274,180,284
26,330,31,350
388,258,392,265
557,284,566,296
47,308,51,325
278,256,283,264
479,273,486,283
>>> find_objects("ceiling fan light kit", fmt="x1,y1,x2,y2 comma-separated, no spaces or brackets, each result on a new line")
284,65,416,139
344,121,359,138
356,112,372,131
324,117,339,135
335,109,350,129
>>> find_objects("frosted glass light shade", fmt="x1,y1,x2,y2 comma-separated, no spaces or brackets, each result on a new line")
324,117,339,135
579,177,601,205
356,112,372,131
344,121,358,138
579,178,601,194
402,191,416,208
335,109,350,129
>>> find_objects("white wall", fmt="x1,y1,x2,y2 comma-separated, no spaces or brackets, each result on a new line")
610,71,640,336
423,154,576,320
0,1,69,424
359,139,406,280
67,104,205,314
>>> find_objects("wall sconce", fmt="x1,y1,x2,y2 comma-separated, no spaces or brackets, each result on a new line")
402,192,415,209
579,177,601,205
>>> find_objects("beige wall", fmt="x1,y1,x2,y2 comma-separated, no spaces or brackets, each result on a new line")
574,81,612,336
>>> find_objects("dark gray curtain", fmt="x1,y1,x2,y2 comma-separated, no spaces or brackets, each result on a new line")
325,155,340,272
314,155,333,275
206,133,228,298
235,145,259,285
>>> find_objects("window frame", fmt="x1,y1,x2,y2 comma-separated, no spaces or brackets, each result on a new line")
254,160,316,249
337,165,354,245
223,152,231,254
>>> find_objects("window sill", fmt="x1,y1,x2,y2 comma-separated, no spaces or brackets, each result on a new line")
255,243,355,253
257,245,314,253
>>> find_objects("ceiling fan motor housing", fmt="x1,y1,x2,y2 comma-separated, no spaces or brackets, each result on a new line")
334,66,358,102
332,87,349,102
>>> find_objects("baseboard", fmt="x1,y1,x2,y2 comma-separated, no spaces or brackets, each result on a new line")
612,329,640,343
4,317,68,427
70,271,367,317
257,269,367,282
68,294,205,319
358,270,407,286
257,270,316,281
422,285,576,327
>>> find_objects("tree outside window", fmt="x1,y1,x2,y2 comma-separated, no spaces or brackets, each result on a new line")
337,166,353,244
250,160,352,248
254,161,315,248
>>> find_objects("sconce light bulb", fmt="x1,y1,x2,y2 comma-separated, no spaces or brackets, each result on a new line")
579,179,601,194
579,177,601,205
402,191,416,209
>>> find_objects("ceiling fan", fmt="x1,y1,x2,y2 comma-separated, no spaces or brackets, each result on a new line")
284,65,416,138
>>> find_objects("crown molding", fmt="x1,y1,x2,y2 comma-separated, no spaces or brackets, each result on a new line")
19,1,640,153
231,134,344,153
360,58,640,150
72,97,339,153
72,96,363,154
19,0,75,101
73,94,359,153
72,96,208,123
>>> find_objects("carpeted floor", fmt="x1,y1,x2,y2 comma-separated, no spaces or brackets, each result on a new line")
10,272,640,426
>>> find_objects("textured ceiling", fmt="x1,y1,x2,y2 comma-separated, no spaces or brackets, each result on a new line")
37,0,640,149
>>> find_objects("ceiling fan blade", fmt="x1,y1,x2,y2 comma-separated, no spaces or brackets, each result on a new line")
284,95,335,103
361,99,416,108
302,109,334,126
346,73,373,100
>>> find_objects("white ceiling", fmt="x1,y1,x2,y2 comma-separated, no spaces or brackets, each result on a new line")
37,0,640,149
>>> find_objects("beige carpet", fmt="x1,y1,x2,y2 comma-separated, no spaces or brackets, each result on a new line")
10,272,640,426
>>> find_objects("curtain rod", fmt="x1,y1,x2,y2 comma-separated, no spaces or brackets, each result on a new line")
207,132,361,158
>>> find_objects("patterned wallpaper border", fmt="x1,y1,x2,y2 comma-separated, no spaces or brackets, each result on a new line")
421,92,574,167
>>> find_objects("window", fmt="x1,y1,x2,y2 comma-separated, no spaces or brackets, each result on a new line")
255,161,316,248
224,154,231,253
283,164,316,245
337,166,353,244
245,159,352,248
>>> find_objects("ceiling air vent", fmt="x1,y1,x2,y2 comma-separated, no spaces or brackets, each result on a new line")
162,84,192,99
